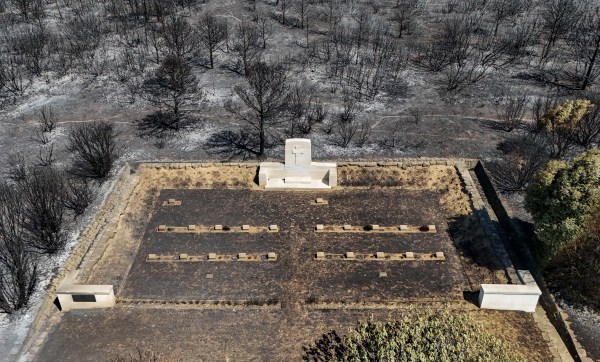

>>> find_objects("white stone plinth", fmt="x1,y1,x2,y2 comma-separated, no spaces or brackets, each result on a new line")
56,270,115,311
259,139,337,189
478,270,541,313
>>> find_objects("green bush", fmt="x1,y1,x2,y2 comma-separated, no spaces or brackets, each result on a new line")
545,205,600,311
303,308,523,362
525,148,600,263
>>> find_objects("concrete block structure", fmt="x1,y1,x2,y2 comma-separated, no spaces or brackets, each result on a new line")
56,270,115,311
478,270,542,313
259,139,337,189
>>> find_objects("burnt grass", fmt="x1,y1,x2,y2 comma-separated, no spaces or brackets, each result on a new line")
121,188,469,302
37,186,552,361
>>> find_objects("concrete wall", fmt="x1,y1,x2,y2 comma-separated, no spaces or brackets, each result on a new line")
56,270,116,311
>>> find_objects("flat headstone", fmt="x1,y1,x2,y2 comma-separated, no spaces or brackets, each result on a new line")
180,253,189,260
148,254,157,260
316,197,325,204
206,274,213,279
242,224,250,230
238,253,247,260
267,252,277,260
376,252,385,259
345,252,356,259
405,252,415,258
315,252,325,260
399,225,408,231
372,224,380,230
435,251,444,258
158,225,167,231
343,224,352,230
269,225,278,231
379,272,388,277
214,225,223,230
428,225,437,232
315,224,324,231
208,253,217,260
168,198,176,204
188,225,196,230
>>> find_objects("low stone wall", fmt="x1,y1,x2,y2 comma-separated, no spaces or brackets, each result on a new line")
472,161,587,362
133,157,479,170
19,164,132,357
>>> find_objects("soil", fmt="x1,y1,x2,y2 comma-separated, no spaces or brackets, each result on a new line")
37,165,551,361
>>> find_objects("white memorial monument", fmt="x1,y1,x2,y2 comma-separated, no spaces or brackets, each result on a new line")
259,139,337,189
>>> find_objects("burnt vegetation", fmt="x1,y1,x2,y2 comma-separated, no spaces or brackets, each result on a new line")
0,0,599,315
0,0,597,156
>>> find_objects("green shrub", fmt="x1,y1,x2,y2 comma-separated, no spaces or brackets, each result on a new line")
545,205,600,311
303,308,523,362
525,148,600,263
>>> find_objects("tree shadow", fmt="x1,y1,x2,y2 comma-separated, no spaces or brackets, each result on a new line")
136,111,179,148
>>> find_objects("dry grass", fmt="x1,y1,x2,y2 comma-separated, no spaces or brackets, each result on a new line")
138,166,259,190
339,165,471,216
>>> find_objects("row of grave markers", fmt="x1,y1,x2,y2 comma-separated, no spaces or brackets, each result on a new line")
146,251,445,262
155,224,437,233
157,224,280,232
163,198,355,206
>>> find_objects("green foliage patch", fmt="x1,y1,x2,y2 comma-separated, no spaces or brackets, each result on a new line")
303,308,523,362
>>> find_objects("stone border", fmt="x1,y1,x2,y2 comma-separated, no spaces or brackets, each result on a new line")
472,162,588,362
19,164,134,359
20,158,586,362
156,225,279,233
116,298,281,310
146,253,278,262
313,252,445,261
454,164,519,283
314,224,436,233
132,158,480,170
